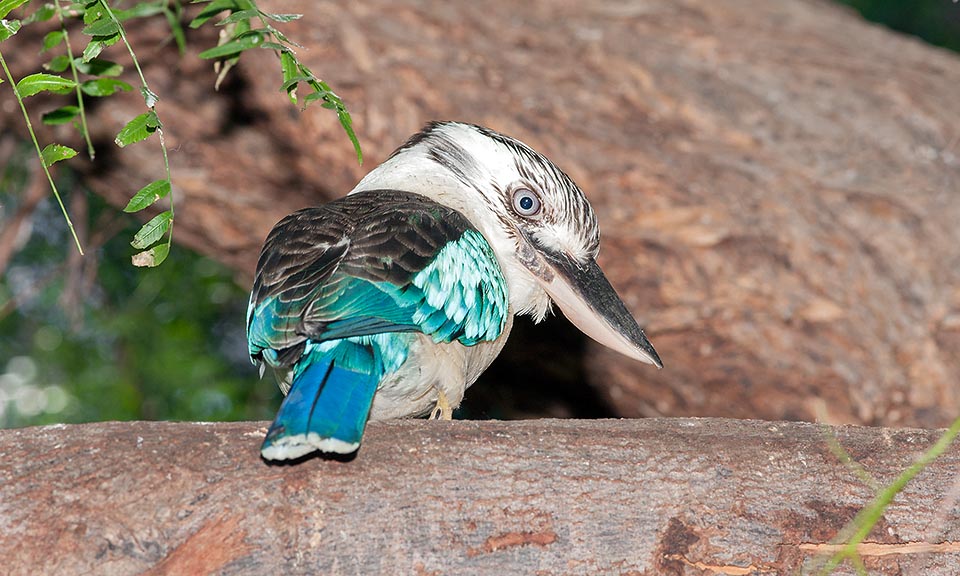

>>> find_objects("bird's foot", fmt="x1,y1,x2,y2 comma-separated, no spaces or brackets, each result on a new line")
430,388,453,420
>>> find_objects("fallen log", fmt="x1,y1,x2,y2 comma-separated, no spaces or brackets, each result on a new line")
4,0,960,428
1,418,958,575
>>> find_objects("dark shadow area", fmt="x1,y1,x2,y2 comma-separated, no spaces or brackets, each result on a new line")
215,70,267,133
457,314,615,420
838,0,960,52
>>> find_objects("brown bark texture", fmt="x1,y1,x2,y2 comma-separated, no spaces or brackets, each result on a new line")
1,419,959,575
4,0,960,426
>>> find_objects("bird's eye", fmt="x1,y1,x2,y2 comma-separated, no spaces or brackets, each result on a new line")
511,188,542,217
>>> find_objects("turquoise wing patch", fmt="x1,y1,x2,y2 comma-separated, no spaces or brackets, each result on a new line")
247,190,510,367
409,229,507,345
306,229,508,346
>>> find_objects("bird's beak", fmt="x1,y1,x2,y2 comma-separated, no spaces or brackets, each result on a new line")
536,246,662,368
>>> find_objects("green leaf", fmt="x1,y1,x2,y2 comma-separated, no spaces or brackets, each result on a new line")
258,41,288,52
260,11,301,23
144,110,161,128
0,17,21,40
303,76,362,163
83,1,105,24
82,40,104,61
188,0,238,28
197,31,264,59
81,34,120,61
279,50,298,103
80,78,133,96
40,143,78,167
163,6,186,54
24,3,55,24
280,52,300,82
215,8,257,25
115,111,160,147
231,14,250,35
16,73,76,97
82,18,119,36
0,0,29,19
44,55,71,73
41,30,64,52
339,109,362,165
42,105,81,125
111,2,164,20
266,24,298,48
131,242,170,267
124,179,170,213
299,63,321,85
279,74,311,93
302,79,362,164
303,90,333,106
75,58,123,76
130,211,173,249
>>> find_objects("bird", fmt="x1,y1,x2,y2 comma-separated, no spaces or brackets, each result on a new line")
247,121,662,460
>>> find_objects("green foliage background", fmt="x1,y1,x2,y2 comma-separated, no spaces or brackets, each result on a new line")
1,143,279,427
1,0,959,427
839,0,960,53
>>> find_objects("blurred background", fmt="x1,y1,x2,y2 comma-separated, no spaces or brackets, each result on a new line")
2,0,959,428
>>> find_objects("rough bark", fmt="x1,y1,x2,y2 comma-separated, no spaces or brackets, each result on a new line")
1,419,959,575
4,0,960,427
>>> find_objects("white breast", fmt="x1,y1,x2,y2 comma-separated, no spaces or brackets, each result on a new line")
368,315,515,420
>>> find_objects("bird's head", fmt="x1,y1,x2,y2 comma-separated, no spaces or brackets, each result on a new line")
351,121,661,367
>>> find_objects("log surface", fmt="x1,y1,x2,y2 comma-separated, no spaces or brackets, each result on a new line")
1,419,958,575
3,0,960,426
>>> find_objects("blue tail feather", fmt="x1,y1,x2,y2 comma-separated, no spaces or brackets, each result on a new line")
261,340,381,460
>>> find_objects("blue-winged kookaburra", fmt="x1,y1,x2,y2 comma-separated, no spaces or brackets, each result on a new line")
247,121,662,460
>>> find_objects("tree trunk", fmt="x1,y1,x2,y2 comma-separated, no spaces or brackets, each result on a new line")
1,419,958,575
3,1,960,425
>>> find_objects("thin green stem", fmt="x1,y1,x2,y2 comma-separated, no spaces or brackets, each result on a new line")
823,426,878,491
54,0,94,159
851,555,868,576
156,120,174,249
0,48,84,255
99,0,174,256
250,6,362,164
51,1,93,159
99,0,149,91
817,415,960,574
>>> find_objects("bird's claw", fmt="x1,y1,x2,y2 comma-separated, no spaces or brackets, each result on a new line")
430,388,453,420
